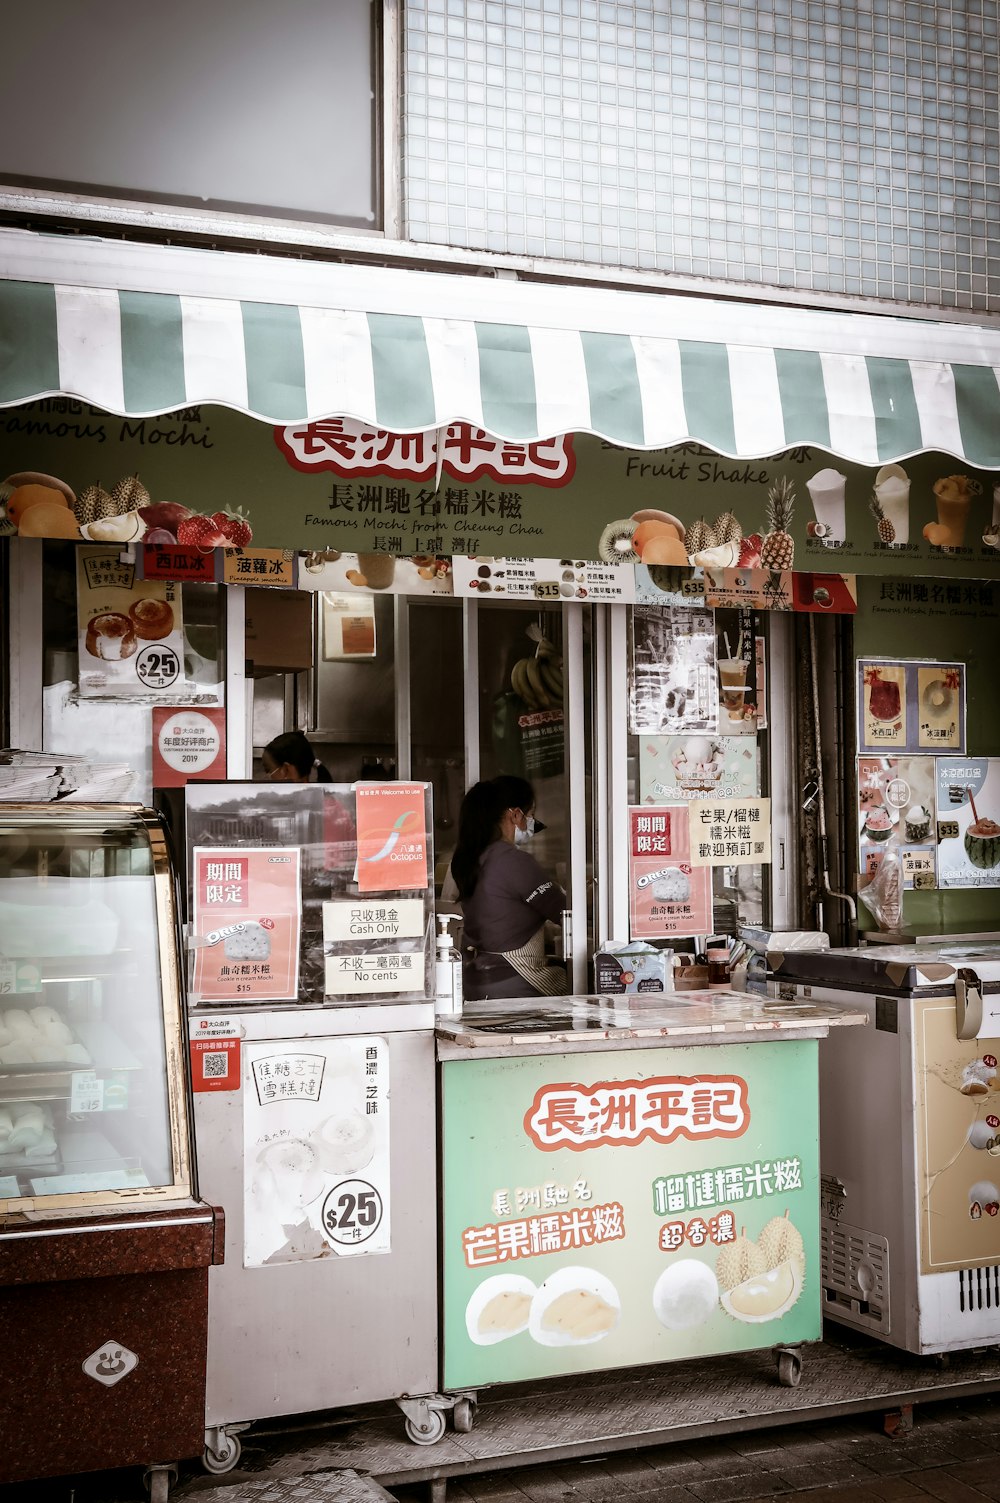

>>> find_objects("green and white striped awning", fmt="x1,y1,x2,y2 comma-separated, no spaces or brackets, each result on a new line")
3,227,1000,466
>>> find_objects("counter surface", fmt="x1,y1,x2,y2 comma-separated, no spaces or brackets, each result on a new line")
436,988,867,1059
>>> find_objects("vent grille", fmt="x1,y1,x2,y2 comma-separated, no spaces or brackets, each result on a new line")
821,1218,890,1335
958,1266,1000,1315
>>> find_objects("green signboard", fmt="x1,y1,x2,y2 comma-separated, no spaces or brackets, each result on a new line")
1,402,998,577
440,1039,820,1391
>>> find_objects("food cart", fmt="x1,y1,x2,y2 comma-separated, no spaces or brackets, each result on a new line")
429,990,865,1434
0,804,223,1500
181,779,441,1466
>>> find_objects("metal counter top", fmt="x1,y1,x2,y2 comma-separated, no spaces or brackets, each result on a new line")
435,989,867,1059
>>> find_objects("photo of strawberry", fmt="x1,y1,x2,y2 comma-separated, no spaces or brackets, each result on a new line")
177,514,228,549
211,508,253,547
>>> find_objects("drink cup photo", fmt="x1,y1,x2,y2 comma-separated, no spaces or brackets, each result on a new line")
718,657,749,710
805,468,847,544
356,552,397,590
874,465,911,546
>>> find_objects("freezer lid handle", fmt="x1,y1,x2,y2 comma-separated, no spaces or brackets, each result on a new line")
955,967,984,1040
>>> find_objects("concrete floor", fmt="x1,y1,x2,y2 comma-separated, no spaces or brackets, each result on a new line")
4,1330,1000,1502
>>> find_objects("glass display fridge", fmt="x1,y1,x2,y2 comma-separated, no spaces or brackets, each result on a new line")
768,942,1000,1356
0,804,223,1501
182,780,439,1470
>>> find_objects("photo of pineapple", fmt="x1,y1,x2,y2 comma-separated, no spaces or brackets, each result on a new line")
868,491,896,546
761,477,796,570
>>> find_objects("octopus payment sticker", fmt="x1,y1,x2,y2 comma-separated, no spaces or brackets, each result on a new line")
191,847,301,1003
355,784,430,892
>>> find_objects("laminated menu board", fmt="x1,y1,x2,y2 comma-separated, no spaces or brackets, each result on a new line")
190,847,301,1003
77,547,184,697
857,756,937,889
184,782,434,1007
857,659,966,756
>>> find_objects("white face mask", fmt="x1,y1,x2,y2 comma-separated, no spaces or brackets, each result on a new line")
514,814,537,844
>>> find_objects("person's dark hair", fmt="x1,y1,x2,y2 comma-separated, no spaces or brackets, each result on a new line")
263,730,333,782
451,775,536,899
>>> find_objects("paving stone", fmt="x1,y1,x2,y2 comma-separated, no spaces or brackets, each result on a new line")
911,1471,996,1503
686,1470,794,1502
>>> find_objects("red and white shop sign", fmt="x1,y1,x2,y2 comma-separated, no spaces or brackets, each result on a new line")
152,707,226,787
275,418,576,487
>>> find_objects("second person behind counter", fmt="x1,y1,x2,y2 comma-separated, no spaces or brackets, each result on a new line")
451,775,568,1002
261,730,333,783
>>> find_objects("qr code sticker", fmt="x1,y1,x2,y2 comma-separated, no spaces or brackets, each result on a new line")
202,1051,229,1080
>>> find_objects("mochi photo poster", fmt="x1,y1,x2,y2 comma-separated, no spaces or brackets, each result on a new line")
190,846,302,1003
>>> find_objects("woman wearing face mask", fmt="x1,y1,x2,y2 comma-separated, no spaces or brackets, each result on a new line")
261,730,334,783
450,774,568,1001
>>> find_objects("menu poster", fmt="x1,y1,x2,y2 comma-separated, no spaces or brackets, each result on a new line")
639,736,760,805
76,547,184,698
627,805,713,940
916,666,965,751
629,605,718,735
221,548,297,588
152,707,226,787
453,556,636,604
936,758,1000,889
857,659,966,756
322,593,377,659
858,660,907,751
714,608,760,735
191,846,301,1003
355,783,431,893
688,797,772,867
857,756,937,886
243,1035,390,1268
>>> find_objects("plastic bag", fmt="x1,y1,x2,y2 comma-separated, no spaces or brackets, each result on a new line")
859,831,903,931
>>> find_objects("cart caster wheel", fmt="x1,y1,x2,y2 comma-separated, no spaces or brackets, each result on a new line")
203,1430,242,1473
453,1397,476,1433
405,1408,447,1445
143,1464,178,1502
776,1349,802,1387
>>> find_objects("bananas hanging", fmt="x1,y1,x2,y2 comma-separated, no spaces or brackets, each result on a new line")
510,630,564,711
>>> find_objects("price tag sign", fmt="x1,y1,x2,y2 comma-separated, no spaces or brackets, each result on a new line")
70,1070,105,1114
135,643,181,689
0,960,41,995
903,850,936,882
938,820,960,840
533,581,561,600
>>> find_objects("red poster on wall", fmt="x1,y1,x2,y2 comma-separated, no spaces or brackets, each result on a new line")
190,847,301,1003
628,805,713,940
355,783,430,892
153,707,226,786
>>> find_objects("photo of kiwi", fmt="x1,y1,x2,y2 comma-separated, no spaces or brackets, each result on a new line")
598,518,640,563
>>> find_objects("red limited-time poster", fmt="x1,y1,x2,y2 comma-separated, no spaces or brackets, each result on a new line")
355,784,430,893
628,805,713,940
191,847,301,1003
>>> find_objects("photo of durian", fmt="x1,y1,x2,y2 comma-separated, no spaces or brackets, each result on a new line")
716,1213,805,1324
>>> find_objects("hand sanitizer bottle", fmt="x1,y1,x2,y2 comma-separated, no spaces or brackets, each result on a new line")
435,915,463,1017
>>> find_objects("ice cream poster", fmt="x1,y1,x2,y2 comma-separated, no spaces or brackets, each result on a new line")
857,757,937,888
440,1039,820,1388
857,658,966,756
639,737,760,805
355,783,430,893
190,847,302,1003
243,1036,390,1268
935,759,1000,889
627,805,713,940
76,547,185,698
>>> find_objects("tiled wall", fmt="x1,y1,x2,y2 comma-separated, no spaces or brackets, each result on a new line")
403,0,1000,310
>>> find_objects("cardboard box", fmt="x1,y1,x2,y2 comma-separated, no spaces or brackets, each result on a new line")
594,943,672,994
245,589,314,672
